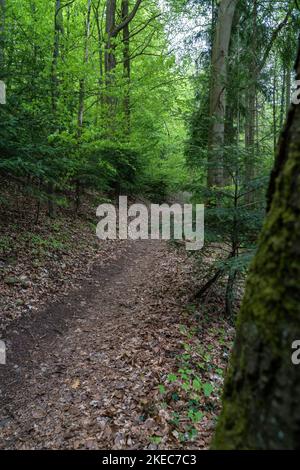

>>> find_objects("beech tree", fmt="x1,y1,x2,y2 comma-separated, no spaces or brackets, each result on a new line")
207,0,237,188
0,0,4,75
104,0,142,80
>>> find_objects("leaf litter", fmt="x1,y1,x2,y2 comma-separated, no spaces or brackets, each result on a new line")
0,195,234,450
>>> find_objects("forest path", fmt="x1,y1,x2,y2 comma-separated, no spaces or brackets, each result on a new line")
0,240,193,449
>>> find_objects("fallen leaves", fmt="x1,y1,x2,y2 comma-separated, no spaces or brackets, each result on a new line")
0,193,128,333
71,379,81,390
0,193,235,451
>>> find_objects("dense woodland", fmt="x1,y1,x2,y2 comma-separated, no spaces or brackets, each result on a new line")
1,0,300,451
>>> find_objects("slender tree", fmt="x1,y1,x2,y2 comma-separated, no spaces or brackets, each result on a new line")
75,0,92,212
244,0,257,203
122,0,131,135
51,0,63,115
78,0,92,133
104,0,141,125
207,0,237,188
213,41,300,450
47,0,64,218
0,0,5,77
93,0,105,124
104,0,142,79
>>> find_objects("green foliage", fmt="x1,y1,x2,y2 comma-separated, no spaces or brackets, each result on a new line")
183,0,299,315
189,145,267,286
0,0,189,211
155,313,231,445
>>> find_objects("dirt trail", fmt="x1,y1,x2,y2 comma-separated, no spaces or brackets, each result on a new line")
0,240,195,449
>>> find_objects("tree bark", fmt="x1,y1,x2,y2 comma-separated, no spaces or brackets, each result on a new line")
105,0,117,79
286,67,291,114
213,41,300,450
122,0,131,135
104,0,141,128
104,0,141,84
78,0,92,133
244,82,256,194
93,0,105,124
51,0,63,115
207,0,237,188
0,0,5,77
244,0,257,205
272,58,277,153
48,0,63,218
279,65,286,130
75,0,92,213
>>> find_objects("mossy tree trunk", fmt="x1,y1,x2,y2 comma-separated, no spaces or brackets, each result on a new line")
213,42,300,450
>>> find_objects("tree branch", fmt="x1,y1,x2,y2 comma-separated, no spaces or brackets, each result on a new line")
257,6,293,73
111,0,142,37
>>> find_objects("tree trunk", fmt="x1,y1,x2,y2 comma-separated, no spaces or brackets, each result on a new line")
225,268,237,318
48,0,63,218
272,59,277,153
207,0,237,188
122,0,131,135
76,0,92,213
244,0,257,205
94,0,105,125
213,41,300,450
104,0,117,79
51,0,62,115
104,0,141,126
244,83,256,182
78,0,92,133
279,65,286,130
104,0,141,80
226,179,239,317
0,0,5,80
286,66,291,114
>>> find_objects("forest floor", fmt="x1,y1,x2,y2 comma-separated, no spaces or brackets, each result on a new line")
0,193,234,450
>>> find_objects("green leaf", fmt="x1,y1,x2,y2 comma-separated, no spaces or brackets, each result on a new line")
167,373,177,383
192,378,202,391
203,382,214,397
150,436,162,445
188,410,204,423
181,382,190,392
